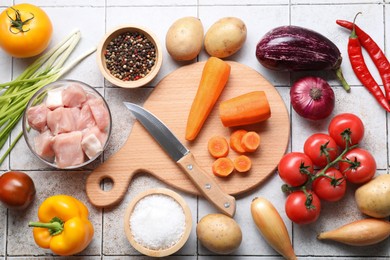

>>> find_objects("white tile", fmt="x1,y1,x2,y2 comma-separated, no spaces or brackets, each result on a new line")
292,0,383,3
107,0,197,6
0,1,12,7
198,174,293,257
0,206,5,256
198,5,290,86
292,86,387,169
294,170,390,257
14,0,105,6
102,175,197,256
291,4,384,87
199,0,289,4
12,6,106,87
6,171,102,256
106,6,198,87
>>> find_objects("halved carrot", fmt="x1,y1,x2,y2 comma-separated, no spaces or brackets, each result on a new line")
233,155,252,173
212,157,234,177
230,129,247,153
219,91,271,127
208,135,229,158
185,57,231,141
241,131,261,152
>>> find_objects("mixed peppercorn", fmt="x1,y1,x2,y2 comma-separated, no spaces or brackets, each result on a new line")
104,31,156,81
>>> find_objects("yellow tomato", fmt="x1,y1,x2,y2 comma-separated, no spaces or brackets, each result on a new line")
0,3,53,58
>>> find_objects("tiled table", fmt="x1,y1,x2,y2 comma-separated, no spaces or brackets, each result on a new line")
1,0,389,259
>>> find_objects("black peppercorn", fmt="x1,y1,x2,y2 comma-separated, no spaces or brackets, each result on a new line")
105,31,157,81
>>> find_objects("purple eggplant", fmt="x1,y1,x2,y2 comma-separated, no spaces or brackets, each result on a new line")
256,25,350,92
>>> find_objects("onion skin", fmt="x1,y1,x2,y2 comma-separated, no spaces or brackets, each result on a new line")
290,76,335,120
317,219,390,246
251,197,297,260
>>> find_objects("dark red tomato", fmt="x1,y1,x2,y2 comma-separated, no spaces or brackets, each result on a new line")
285,190,321,224
328,113,364,148
339,148,376,184
0,171,36,210
278,152,313,187
312,168,346,201
303,133,338,167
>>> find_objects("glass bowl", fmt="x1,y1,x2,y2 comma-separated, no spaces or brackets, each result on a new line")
23,80,112,169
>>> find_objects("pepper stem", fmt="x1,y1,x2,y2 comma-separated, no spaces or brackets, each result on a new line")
350,12,362,39
28,217,64,236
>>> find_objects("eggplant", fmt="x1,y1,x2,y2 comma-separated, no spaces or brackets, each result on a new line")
256,25,350,92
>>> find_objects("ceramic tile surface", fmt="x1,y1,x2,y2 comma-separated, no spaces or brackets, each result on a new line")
0,0,389,259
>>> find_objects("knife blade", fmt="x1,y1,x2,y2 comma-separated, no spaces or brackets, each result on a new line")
124,102,236,217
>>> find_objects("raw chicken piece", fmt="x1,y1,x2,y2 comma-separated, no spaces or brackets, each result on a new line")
46,88,64,110
62,83,87,108
82,126,108,146
47,107,76,135
76,104,96,130
34,130,54,160
52,131,85,168
88,98,110,130
81,133,103,159
27,104,49,132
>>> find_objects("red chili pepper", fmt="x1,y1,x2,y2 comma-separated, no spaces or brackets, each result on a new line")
347,15,390,112
337,19,390,102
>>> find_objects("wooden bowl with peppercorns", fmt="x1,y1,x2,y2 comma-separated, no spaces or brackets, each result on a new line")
97,25,163,88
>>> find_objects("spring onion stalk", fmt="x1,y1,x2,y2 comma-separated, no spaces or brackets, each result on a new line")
0,29,96,165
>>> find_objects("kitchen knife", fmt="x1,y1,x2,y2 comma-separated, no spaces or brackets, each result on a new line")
124,102,236,217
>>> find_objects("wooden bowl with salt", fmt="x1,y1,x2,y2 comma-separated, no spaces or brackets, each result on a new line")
124,188,192,257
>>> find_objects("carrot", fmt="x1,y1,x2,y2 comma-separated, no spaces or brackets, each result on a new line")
212,157,234,177
219,91,271,127
208,135,229,158
233,155,252,173
229,129,247,153
185,57,231,141
241,131,261,152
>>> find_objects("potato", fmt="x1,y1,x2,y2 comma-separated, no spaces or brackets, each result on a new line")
204,17,247,58
355,174,390,218
196,213,242,254
165,16,204,61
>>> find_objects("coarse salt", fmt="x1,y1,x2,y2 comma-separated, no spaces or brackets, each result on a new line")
129,194,186,250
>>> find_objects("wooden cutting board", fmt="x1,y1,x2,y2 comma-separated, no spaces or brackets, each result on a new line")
86,61,290,207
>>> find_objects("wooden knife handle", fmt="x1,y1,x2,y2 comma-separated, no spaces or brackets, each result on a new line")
177,152,236,217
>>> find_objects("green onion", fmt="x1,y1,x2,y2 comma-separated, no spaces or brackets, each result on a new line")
0,29,96,165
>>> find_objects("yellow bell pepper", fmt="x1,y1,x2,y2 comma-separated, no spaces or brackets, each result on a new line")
28,194,94,256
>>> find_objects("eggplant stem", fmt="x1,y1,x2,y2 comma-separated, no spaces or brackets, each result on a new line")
335,68,351,92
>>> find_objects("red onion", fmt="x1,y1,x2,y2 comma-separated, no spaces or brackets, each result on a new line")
290,76,335,120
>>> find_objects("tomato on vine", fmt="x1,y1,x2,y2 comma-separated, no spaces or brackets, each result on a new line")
0,3,53,58
278,152,313,187
339,148,376,184
303,133,338,167
312,168,346,201
328,113,364,148
285,190,321,225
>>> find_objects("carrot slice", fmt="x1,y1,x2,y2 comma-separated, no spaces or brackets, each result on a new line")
241,131,260,152
212,157,234,177
230,129,247,153
233,155,252,173
208,135,229,158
